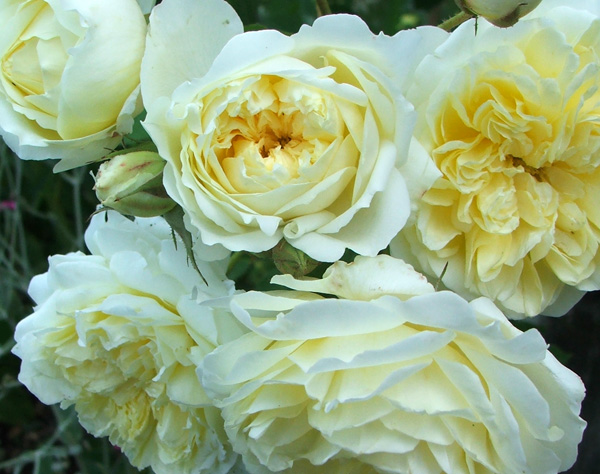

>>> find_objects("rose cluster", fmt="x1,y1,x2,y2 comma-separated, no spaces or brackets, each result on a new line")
6,0,598,473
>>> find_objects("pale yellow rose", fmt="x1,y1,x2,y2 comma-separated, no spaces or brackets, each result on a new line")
12,212,243,474
392,0,600,317
0,0,147,170
141,0,444,261
200,255,586,474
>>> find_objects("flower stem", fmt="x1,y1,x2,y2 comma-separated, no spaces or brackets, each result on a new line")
316,0,332,16
438,11,473,31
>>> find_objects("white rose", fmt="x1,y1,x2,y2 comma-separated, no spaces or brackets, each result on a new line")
392,0,600,317
201,255,586,474
141,0,444,262
0,0,147,171
12,211,245,474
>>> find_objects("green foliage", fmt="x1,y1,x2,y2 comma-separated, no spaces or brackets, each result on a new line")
228,0,462,34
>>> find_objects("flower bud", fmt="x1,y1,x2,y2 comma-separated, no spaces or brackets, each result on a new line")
94,151,176,217
455,0,542,27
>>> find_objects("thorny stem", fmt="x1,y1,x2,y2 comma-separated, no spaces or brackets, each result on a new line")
438,10,473,31
316,0,332,16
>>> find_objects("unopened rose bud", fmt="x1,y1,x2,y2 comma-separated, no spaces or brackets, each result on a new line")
94,151,176,217
455,0,542,27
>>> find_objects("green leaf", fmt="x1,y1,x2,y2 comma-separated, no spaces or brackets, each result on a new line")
162,206,207,285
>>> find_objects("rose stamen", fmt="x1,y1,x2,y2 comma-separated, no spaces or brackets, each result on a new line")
509,155,545,181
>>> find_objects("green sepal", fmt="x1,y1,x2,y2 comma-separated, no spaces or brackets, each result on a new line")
272,240,319,278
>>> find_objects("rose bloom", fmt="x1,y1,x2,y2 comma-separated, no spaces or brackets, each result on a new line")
12,212,244,474
200,255,586,474
0,0,147,171
391,0,600,317
141,0,443,262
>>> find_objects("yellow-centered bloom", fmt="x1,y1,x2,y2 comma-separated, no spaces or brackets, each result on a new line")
140,0,443,262
392,0,600,317
13,212,242,474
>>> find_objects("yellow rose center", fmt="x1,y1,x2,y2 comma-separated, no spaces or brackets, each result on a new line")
508,155,545,181
180,54,373,220
204,74,348,194
426,53,600,250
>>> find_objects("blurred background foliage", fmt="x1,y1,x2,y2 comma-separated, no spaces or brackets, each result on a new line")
0,0,598,472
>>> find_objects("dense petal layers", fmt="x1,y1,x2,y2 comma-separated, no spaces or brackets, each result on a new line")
142,0,443,261
392,0,600,317
201,256,586,474
12,212,245,474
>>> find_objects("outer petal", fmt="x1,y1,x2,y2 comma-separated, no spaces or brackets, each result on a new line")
272,254,435,301
288,165,411,261
141,0,243,107
524,0,600,17
55,0,145,138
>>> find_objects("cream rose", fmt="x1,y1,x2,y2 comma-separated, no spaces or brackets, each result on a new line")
141,0,444,262
391,0,600,317
12,212,244,474
0,0,147,171
200,255,586,474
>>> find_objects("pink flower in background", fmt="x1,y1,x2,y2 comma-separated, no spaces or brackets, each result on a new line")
0,200,16,210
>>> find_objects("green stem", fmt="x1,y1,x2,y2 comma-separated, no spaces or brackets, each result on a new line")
62,166,87,250
316,0,331,16
438,10,473,31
